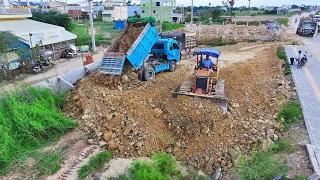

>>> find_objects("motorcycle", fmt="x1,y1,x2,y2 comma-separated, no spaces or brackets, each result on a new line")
297,53,311,69
31,60,42,73
40,50,55,66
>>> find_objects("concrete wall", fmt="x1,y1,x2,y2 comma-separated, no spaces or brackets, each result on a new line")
33,61,100,93
140,1,175,22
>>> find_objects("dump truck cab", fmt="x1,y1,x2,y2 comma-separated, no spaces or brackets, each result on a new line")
151,38,181,62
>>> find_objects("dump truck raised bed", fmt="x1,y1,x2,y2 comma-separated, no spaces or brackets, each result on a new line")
100,22,181,81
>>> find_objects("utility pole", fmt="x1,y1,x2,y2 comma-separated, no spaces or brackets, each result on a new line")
191,0,193,24
88,0,96,52
248,0,251,15
150,0,152,17
160,1,163,33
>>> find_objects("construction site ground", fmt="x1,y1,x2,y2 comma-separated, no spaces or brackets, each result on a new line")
1,22,316,179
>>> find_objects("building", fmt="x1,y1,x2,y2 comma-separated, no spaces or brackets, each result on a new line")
67,4,90,20
41,1,68,13
1,0,77,60
140,0,176,22
169,12,183,23
102,6,140,22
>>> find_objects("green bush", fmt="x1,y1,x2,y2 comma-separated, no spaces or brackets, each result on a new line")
276,46,291,75
0,87,76,175
112,153,181,180
270,140,295,153
277,101,302,129
78,150,113,179
235,150,287,180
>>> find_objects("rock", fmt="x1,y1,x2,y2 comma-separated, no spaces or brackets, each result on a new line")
108,141,119,150
107,114,113,121
232,103,240,108
214,167,222,180
103,131,113,141
250,128,258,135
274,123,284,130
273,113,278,119
99,141,108,147
291,92,299,100
154,108,163,118
85,121,94,128
298,140,309,146
273,134,279,141
82,114,91,120
73,94,80,100
93,173,102,180
96,132,103,137
261,138,274,150
122,75,129,82
117,86,123,91
267,129,275,138
196,110,201,115
88,139,94,144
150,104,156,108
198,103,204,109
123,125,134,136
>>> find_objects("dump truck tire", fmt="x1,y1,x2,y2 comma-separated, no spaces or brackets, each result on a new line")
143,67,155,81
169,61,177,72
138,69,144,81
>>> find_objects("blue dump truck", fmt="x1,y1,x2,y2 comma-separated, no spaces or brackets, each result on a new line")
99,22,181,81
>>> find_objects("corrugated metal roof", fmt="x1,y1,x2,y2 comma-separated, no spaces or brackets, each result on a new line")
0,19,77,48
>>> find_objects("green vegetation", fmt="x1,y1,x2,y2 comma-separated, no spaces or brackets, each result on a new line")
276,46,291,75
31,10,73,31
78,150,113,179
295,175,308,180
270,140,295,153
72,22,118,46
277,101,302,129
33,150,63,175
278,18,289,27
111,153,208,180
162,23,184,32
0,87,76,175
235,149,288,180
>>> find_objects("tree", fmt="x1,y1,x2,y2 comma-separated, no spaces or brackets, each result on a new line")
31,10,74,31
211,9,222,18
291,4,299,9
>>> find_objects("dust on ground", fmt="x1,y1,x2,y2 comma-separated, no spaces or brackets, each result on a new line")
62,41,293,174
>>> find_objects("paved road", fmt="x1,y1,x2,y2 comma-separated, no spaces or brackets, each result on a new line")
286,13,320,176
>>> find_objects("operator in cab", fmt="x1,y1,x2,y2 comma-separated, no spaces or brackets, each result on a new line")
202,55,215,69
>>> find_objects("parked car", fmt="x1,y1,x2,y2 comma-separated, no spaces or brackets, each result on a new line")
61,44,77,59
296,19,317,36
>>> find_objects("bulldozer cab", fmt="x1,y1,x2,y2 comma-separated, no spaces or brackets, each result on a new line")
192,48,220,94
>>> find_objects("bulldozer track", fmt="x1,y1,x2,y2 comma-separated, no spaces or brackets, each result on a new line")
48,145,102,180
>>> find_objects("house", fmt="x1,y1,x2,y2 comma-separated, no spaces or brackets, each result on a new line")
41,1,68,14
67,4,91,20
101,6,141,22
289,8,302,13
1,0,77,60
140,0,177,22
169,12,183,23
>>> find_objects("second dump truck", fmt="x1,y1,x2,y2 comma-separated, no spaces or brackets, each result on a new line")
99,22,181,81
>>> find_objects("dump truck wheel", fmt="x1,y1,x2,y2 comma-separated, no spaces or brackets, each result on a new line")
169,61,176,72
143,67,155,81
138,69,144,81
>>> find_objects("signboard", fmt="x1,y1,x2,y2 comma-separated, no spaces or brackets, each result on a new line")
10,5,38,9
43,31,62,41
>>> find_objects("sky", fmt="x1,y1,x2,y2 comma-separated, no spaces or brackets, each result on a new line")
132,0,320,7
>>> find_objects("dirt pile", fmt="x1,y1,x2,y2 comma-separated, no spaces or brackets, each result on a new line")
174,25,287,44
63,43,292,174
118,26,144,53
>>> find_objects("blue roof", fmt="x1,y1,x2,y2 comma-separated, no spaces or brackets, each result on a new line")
192,48,221,58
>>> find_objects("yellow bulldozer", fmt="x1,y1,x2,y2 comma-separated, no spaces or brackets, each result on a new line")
172,48,227,112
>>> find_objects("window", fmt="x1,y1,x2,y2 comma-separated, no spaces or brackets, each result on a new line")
153,10,156,13
142,10,145,13
156,2,160,6
143,4,145,6
173,43,178,50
